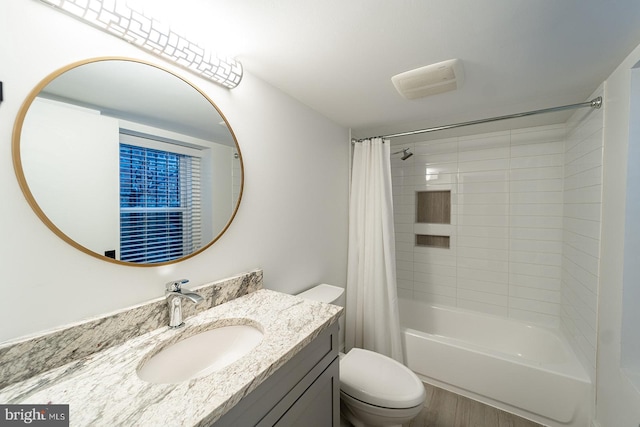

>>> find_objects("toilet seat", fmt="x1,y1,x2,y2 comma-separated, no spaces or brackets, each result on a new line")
340,348,425,409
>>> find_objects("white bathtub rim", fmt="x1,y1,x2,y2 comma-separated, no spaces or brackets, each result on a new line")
402,326,590,383
400,299,557,335
399,300,590,381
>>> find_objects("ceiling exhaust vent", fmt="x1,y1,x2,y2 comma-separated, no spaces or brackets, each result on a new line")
392,59,464,99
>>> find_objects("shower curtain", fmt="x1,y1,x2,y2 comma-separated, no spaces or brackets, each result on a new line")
345,137,404,362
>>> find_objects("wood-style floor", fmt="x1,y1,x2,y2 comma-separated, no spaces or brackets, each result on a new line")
403,382,544,427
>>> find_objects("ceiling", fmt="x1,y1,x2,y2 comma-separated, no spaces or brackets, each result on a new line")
136,0,640,138
40,59,235,145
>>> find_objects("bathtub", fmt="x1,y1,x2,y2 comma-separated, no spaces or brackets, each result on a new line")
398,298,591,427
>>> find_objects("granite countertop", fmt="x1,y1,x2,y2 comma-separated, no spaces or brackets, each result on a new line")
0,289,342,426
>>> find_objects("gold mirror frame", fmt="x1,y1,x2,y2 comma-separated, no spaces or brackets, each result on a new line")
12,57,244,267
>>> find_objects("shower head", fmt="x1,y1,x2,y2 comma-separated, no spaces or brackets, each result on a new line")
392,148,414,160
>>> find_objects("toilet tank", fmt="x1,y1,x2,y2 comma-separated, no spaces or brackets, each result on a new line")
297,284,345,351
297,284,345,306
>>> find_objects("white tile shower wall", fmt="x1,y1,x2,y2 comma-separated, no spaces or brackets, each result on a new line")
392,124,568,328
561,89,604,380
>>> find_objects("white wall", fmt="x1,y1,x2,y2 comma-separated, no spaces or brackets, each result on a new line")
561,86,604,386
621,67,640,378
595,41,640,427
0,1,349,343
21,98,120,256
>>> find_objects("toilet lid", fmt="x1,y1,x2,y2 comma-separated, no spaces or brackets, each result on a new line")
340,348,425,409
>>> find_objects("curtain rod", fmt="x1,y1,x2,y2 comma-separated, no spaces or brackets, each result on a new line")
351,96,602,143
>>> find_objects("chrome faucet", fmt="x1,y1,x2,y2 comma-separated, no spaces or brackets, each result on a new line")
165,279,204,328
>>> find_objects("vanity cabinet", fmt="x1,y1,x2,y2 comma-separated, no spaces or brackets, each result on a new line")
212,322,340,427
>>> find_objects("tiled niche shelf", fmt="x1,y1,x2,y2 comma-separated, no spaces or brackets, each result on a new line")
417,190,451,224
416,234,450,249
415,190,451,249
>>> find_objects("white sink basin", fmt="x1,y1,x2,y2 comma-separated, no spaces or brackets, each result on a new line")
137,324,263,384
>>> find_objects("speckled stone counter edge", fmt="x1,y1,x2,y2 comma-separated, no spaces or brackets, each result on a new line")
0,270,263,388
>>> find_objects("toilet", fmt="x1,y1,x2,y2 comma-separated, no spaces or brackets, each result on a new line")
297,284,425,427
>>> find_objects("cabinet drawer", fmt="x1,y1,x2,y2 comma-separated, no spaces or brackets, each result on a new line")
272,358,339,427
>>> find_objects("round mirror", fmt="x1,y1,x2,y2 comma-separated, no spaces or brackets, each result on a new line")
13,57,243,266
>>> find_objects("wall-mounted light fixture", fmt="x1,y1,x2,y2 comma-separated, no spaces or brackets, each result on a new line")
36,0,243,89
